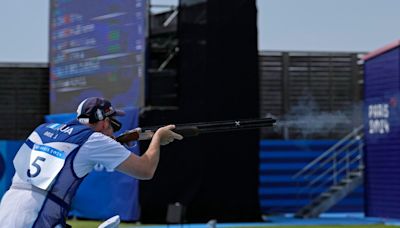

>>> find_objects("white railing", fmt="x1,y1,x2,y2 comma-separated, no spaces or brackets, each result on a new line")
293,125,364,197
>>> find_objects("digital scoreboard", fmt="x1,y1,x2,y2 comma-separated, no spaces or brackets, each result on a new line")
50,0,146,113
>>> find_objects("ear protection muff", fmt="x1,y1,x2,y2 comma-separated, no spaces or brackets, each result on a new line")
94,108,105,121
86,108,105,123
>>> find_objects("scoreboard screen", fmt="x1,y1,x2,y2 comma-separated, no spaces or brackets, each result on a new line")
49,0,146,114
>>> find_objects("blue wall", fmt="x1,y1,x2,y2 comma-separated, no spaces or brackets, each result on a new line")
364,46,400,219
2,138,365,218
0,140,24,198
259,140,364,214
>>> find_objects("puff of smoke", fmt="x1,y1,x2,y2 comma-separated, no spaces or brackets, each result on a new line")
271,95,353,138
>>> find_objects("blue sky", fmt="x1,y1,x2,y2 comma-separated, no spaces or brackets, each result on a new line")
0,0,399,63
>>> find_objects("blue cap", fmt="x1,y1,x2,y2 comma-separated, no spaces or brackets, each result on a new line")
76,97,125,131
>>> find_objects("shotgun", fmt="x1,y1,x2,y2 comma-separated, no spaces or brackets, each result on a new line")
115,117,276,144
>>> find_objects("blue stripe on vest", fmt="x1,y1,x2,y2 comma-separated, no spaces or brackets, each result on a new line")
25,139,34,149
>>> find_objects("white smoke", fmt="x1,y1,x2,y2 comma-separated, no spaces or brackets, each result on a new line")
272,93,356,138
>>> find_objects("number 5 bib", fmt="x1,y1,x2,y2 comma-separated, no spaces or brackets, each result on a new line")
27,144,67,190
14,136,78,191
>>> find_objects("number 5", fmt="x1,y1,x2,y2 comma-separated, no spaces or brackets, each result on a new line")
27,156,46,178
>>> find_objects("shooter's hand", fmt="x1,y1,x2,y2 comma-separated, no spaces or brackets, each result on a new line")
154,125,183,145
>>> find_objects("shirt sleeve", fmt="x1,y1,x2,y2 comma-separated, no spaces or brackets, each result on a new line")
73,132,132,177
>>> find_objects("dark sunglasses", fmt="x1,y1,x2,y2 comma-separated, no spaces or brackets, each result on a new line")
109,117,122,132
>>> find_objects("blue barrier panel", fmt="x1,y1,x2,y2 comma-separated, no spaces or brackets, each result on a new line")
259,140,364,214
46,107,140,221
0,140,24,199
363,41,400,219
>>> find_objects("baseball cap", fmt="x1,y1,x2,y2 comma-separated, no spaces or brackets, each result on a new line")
76,97,125,131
